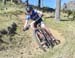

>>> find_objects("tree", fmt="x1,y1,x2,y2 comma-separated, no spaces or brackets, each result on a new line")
3,0,6,5
55,0,61,21
63,3,67,13
38,0,41,8
26,0,29,6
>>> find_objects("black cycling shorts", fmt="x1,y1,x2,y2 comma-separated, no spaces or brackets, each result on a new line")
34,18,43,28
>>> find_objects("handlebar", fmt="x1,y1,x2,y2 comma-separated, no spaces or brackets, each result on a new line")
23,17,40,31
23,25,30,31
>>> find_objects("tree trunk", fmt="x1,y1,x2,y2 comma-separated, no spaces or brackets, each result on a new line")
26,0,29,6
55,0,61,21
3,0,6,5
38,0,41,8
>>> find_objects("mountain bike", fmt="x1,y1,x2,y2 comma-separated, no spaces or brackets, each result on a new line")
24,24,60,51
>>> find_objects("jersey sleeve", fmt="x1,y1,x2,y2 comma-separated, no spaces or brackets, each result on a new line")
26,15,31,20
34,9,43,14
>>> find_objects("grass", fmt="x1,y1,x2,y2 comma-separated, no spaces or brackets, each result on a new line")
0,2,25,15
0,2,75,58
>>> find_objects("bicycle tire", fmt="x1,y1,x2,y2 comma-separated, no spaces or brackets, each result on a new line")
46,32,60,45
33,29,46,52
41,29,54,48
37,28,51,48
38,29,50,48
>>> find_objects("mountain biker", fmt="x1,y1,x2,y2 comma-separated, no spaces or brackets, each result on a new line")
24,6,51,39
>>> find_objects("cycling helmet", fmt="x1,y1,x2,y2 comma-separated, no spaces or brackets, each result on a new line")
26,6,33,12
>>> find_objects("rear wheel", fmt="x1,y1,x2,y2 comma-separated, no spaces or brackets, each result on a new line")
42,29,55,48
42,29,60,47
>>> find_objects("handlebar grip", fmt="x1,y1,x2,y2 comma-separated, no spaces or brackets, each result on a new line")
23,25,30,31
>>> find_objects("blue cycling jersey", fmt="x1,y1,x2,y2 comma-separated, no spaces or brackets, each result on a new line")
26,10,40,21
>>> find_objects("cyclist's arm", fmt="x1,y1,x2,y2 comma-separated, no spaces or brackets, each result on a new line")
24,15,30,28
24,20,28,28
30,21,35,26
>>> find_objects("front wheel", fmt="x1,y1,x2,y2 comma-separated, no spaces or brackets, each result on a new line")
42,29,60,47
33,30,46,52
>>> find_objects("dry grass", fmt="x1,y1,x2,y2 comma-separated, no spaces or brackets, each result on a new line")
0,3,75,58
